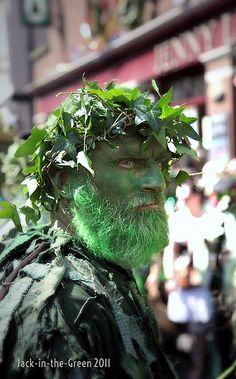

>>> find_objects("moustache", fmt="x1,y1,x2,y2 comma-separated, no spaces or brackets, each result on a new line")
128,194,165,209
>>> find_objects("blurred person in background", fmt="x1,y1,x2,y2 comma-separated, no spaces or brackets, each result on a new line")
211,158,236,376
148,180,225,379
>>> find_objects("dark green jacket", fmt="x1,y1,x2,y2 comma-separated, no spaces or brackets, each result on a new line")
0,225,177,379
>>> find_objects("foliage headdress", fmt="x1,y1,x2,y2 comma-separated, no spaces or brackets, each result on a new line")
0,78,200,230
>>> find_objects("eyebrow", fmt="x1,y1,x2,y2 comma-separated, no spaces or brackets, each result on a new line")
112,149,144,160
111,146,173,161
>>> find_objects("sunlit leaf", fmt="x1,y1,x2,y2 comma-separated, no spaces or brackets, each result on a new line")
76,151,94,176
175,144,198,159
20,205,41,224
157,88,173,107
0,201,22,231
21,177,38,197
151,79,161,97
15,127,47,157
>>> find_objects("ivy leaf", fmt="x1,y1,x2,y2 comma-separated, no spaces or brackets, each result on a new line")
145,109,162,130
157,88,173,107
151,79,161,97
132,96,149,108
76,151,94,176
134,105,161,130
108,88,132,105
51,135,77,160
0,201,22,231
175,170,191,186
87,80,100,89
131,87,140,100
175,144,198,159
23,165,38,175
159,105,186,120
15,127,47,157
153,125,166,149
179,113,197,124
178,122,200,141
20,205,41,225
47,109,61,128
21,177,38,197
134,105,148,125
61,112,73,130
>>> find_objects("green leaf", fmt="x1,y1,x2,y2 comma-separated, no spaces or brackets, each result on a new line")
179,113,198,124
131,87,140,100
133,96,149,108
145,109,162,130
159,105,186,120
134,106,161,131
178,123,200,141
0,201,22,231
153,125,166,149
15,127,47,157
47,109,61,128
151,79,161,97
175,144,198,159
157,88,173,107
20,205,40,224
51,135,77,159
23,165,38,175
76,151,94,176
134,105,148,125
61,112,72,130
175,170,191,186
21,177,38,197
109,89,132,105
87,80,100,89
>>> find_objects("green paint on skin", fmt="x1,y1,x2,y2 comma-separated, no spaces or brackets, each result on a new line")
70,131,170,269
90,132,171,202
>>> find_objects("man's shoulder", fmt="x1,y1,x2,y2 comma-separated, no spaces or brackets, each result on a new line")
0,224,51,264
0,225,117,329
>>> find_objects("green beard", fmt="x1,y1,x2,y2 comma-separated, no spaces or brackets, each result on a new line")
71,182,169,269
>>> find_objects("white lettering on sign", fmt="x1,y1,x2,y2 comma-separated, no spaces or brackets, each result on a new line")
154,12,236,75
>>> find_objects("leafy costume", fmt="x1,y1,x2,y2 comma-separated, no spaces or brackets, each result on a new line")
0,225,177,379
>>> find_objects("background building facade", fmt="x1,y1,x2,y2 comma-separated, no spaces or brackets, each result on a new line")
1,0,236,164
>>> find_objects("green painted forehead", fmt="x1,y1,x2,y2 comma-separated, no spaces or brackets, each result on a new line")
95,130,172,162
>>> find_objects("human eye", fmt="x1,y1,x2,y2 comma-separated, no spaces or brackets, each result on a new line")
118,159,135,169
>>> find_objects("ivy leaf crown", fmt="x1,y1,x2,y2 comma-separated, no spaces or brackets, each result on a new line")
2,78,200,230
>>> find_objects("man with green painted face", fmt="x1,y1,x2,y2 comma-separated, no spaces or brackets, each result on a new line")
0,79,199,379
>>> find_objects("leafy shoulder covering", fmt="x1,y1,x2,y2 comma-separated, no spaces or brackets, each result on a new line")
0,224,66,268
0,224,177,379
0,79,200,230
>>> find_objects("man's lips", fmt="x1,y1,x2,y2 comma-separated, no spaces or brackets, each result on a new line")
136,203,159,209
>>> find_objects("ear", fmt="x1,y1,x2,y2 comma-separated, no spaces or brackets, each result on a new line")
49,166,86,201
48,166,69,195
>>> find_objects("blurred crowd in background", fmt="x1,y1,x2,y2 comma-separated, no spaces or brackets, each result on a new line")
142,157,236,379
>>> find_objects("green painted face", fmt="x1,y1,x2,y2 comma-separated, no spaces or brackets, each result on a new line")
90,131,171,203
71,130,170,269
